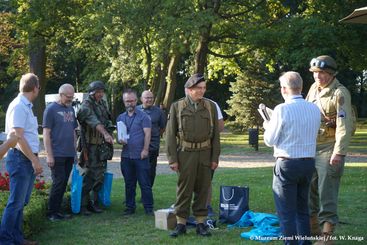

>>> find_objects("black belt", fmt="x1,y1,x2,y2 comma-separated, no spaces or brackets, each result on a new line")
13,148,38,157
277,157,313,161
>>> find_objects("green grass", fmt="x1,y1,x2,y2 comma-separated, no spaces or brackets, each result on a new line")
32,124,367,244
33,166,367,245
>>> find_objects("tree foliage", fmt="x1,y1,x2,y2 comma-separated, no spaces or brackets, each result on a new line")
0,0,366,129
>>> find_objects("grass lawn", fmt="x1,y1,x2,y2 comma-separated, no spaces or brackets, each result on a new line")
33,123,367,244
34,166,366,245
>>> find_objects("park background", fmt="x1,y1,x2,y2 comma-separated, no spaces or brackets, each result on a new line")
0,0,367,244
0,0,367,130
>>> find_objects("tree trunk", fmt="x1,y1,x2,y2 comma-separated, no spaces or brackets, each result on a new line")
29,35,47,122
154,52,170,107
194,26,211,74
163,51,181,109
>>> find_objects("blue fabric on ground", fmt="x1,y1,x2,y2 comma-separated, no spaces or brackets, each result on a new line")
227,210,281,243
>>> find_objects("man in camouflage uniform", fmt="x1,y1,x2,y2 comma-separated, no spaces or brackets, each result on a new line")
77,81,114,215
166,73,220,238
306,55,354,244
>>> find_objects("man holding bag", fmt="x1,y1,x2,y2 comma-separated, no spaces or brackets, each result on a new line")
263,72,320,244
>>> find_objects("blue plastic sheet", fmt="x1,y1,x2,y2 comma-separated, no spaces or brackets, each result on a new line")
228,210,281,243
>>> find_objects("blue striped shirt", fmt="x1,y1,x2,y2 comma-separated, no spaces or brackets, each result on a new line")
264,95,321,158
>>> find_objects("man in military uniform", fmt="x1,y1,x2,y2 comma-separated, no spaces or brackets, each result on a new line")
306,55,354,244
77,81,114,215
166,73,220,237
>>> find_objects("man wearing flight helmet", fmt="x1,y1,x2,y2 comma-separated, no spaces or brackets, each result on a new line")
306,55,354,244
77,81,114,215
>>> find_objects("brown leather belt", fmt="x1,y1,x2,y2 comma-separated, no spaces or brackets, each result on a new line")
277,157,314,161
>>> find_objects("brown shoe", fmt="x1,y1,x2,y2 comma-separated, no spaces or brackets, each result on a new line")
23,239,38,245
314,222,335,245
310,215,321,236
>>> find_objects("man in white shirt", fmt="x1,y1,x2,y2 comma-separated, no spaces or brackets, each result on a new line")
263,71,321,244
0,73,43,245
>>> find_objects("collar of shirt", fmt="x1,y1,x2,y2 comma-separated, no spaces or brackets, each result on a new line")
19,93,33,109
186,95,200,108
285,95,303,103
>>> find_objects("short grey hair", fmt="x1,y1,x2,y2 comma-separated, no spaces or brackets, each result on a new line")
59,83,75,94
279,71,303,91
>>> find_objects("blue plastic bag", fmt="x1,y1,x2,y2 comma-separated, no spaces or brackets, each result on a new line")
98,172,113,207
71,164,83,214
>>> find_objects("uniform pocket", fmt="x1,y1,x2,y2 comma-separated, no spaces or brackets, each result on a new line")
328,161,345,177
181,111,194,133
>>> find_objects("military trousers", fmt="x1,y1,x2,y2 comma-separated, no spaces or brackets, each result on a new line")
175,149,212,219
309,143,345,225
82,144,107,206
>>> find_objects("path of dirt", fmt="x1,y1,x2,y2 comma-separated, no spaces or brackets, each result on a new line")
7,149,363,181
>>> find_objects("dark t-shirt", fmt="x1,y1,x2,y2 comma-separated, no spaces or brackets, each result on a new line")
42,102,78,157
137,105,166,151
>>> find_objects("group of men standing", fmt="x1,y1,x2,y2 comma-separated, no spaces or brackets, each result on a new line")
0,75,167,244
0,54,355,244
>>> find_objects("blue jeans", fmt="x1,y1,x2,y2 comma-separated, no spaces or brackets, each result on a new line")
273,158,315,245
121,157,153,211
0,149,35,245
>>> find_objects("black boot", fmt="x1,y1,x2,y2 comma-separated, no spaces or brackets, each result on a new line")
88,200,103,213
170,224,187,238
196,223,211,236
80,207,92,216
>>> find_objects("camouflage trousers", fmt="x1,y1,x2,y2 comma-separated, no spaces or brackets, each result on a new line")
309,143,345,225
81,144,107,206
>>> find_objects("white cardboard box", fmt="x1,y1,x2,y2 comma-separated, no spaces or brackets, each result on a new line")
154,209,177,230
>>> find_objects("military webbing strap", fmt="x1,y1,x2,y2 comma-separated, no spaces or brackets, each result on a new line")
316,83,357,135
181,139,211,149
177,98,214,151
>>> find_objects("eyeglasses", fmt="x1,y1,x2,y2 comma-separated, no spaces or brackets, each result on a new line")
61,93,74,100
310,58,336,71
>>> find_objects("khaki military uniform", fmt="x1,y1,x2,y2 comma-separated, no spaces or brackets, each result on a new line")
77,95,113,207
306,78,353,225
166,96,220,221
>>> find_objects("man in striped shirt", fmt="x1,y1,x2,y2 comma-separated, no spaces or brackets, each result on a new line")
263,71,321,244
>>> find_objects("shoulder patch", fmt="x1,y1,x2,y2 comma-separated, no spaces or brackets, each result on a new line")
338,109,346,118
338,96,344,106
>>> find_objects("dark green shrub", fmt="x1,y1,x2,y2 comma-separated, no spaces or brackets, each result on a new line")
0,189,48,238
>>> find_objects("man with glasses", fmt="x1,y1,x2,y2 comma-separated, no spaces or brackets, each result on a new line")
42,84,77,221
77,81,114,215
0,73,43,245
306,55,354,244
117,89,153,215
138,90,166,188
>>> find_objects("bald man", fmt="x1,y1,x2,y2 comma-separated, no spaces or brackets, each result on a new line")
138,90,167,187
43,83,78,221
